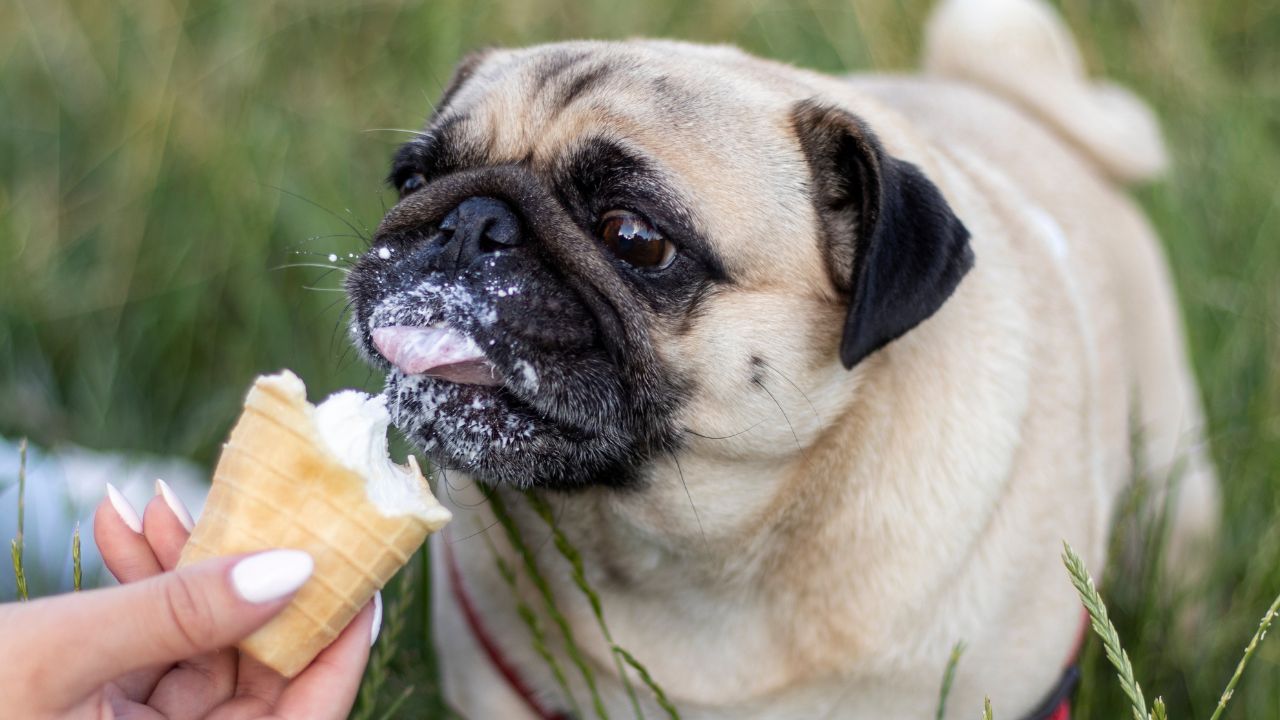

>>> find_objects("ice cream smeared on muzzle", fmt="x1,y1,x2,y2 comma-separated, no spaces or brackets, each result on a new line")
345,163,684,488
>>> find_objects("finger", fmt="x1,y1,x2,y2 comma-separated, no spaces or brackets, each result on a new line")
116,483,199,701
145,649,239,720
141,481,235,720
143,481,194,571
227,591,381,709
203,694,271,720
11,549,313,702
101,683,167,720
95,486,162,583
274,598,378,720
228,654,289,710
98,486,185,701
225,590,378,713
200,655,295,720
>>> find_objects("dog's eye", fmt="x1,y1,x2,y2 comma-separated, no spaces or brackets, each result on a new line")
399,173,427,197
597,210,675,269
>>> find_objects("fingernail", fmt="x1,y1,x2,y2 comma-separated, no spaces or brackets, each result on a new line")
230,550,314,603
106,483,143,534
370,591,383,647
154,478,195,532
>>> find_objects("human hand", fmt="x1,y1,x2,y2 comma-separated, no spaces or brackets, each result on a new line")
0,481,380,719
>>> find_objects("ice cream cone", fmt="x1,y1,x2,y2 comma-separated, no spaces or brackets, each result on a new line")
178,370,451,677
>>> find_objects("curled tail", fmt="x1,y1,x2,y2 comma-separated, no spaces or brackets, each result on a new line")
923,0,1168,183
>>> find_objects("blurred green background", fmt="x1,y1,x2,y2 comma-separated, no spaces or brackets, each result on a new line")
2,0,1278,717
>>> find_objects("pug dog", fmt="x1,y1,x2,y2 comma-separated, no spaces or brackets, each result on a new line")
345,0,1218,716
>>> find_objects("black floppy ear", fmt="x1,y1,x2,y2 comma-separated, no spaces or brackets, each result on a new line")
791,100,974,369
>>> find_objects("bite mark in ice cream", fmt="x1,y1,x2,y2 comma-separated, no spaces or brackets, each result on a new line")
312,388,451,522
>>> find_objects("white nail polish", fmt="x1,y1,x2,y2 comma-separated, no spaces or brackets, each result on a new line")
370,591,383,647
154,478,195,532
106,483,143,534
230,550,314,603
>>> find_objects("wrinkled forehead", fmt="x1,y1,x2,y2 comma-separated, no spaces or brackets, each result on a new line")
450,43,790,162
411,41,827,286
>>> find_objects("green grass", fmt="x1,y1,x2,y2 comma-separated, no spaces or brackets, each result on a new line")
1061,542,1280,720
936,642,966,720
355,555,423,720
2,0,1278,717
1064,542,1151,720
9,439,27,601
524,490,679,720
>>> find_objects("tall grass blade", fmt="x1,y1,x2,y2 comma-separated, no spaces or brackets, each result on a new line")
72,523,82,592
983,696,994,720
9,540,26,601
485,487,610,720
354,564,417,720
1062,541,1147,720
526,491,672,720
1207,587,1280,720
11,439,27,601
615,647,681,719
481,524,584,719
935,641,965,720
375,685,416,720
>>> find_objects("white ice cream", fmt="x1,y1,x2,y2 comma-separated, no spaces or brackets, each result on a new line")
312,389,451,523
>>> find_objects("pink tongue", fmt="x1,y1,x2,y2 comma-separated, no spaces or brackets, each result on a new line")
371,325,503,386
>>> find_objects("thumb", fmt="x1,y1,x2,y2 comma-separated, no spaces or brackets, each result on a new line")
19,549,313,701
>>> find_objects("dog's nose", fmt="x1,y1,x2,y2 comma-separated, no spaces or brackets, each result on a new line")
434,197,523,271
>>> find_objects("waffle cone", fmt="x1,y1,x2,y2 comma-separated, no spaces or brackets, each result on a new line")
179,371,450,677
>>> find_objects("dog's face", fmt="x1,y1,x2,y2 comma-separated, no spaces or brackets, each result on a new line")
347,41,972,490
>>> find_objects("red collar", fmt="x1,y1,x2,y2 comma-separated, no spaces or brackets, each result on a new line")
444,535,1085,720
443,530,572,720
